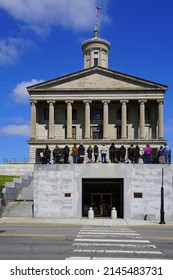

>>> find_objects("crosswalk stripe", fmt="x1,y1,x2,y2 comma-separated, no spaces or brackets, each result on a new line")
74,238,150,243
77,232,140,236
73,242,156,248
73,249,163,255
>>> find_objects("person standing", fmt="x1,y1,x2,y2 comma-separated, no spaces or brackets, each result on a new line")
143,144,152,164
87,145,93,163
109,143,116,163
71,144,78,164
119,145,126,163
93,144,99,163
43,145,51,164
101,144,107,163
63,144,70,164
128,144,135,163
53,145,61,164
78,143,85,163
163,143,170,164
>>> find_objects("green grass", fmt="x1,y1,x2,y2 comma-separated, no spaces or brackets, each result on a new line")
0,175,20,187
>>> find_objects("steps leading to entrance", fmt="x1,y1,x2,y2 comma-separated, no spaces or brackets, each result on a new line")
2,201,33,217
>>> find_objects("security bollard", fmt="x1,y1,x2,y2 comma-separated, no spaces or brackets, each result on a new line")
111,207,117,219
88,207,94,219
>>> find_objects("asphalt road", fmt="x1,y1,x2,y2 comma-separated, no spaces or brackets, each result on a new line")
0,224,173,260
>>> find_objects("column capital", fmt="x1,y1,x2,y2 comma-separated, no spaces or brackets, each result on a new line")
102,100,110,104
47,100,55,105
157,99,165,105
138,99,147,104
83,100,92,104
30,100,37,105
120,100,129,104
65,100,74,104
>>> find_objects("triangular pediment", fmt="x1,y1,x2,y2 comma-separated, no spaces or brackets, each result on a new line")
27,67,167,92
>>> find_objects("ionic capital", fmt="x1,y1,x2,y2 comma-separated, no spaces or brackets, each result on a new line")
120,100,129,104
65,100,74,104
157,99,165,105
47,100,55,105
102,100,110,104
30,100,37,106
138,99,147,104
83,100,92,104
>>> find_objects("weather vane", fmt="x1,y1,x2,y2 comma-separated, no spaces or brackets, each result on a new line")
96,6,102,30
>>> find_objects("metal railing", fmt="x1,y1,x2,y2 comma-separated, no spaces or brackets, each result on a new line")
3,158,30,164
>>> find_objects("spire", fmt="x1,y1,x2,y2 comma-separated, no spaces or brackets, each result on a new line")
81,6,111,69
95,6,101,37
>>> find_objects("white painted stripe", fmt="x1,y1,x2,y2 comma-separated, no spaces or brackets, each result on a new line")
79,229,135,232
73,249,163,255
73,242,156,248
77,232,140,236
74,238,150,243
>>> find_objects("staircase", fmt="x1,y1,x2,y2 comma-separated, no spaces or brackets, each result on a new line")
1,173,34,217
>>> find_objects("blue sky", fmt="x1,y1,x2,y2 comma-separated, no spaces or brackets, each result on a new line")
0,0,172,163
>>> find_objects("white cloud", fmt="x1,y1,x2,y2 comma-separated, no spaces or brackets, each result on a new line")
0,37,33,65
0,124,30,137
0,0,109,35
12,79,44,104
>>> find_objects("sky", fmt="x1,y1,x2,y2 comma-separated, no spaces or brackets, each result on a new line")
0,0,172,163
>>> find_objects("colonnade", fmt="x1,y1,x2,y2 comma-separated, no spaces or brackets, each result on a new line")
30,99,164,140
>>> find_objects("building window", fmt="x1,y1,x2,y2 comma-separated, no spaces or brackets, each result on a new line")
117,109,121,120
44,109,49,120
72,126,76,139
94,58,98,66
145,108,150,121
117,126,121,139
91,109,102,120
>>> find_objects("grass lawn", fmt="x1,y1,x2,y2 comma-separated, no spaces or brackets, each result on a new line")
0,175,20,187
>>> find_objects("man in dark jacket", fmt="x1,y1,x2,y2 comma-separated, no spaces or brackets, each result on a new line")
109,143,116,163
63,144,70,164
78,143,85,163
119,145,126,163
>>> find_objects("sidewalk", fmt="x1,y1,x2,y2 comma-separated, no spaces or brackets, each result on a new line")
0,216,172,226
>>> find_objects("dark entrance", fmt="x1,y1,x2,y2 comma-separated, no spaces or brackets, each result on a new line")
82,178,124,218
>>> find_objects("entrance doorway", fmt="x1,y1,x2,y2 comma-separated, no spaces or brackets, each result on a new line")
91,193,112,216
82,178,124,218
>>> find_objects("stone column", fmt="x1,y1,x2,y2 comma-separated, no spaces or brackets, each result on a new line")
102,100,110,139
120,100,129,139
83,100,92,139
65,100,73,139
138,100,147,139
47,100,55,139
157,99,164,139
30,100,37,139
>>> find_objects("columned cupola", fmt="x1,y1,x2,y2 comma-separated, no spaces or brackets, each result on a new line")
81,24,111,69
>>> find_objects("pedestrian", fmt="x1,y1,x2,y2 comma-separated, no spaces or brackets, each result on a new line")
119,144,126,163
93,144,99,163
43,145,51,164
87,145,93,163
53,145,61,164
157,146,165,164
101,144,107,163
134,144,140,163
109,143,116,163
143,144,152,164
163,143,170,164
78,143,85,163
71,144,78,164
128,144,135,163
63,144,70,164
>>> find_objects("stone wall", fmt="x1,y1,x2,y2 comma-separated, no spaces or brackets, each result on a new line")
33,164,173,221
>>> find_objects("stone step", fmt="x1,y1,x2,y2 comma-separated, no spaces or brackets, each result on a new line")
2,201,33,217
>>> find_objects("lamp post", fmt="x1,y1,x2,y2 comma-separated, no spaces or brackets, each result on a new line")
159,167,166,224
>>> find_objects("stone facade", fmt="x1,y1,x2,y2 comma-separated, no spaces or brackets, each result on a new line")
34,164,173,221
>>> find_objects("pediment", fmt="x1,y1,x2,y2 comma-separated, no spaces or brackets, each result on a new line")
27,67,167,92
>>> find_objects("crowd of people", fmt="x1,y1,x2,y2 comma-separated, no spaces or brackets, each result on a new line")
40,143,171,165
